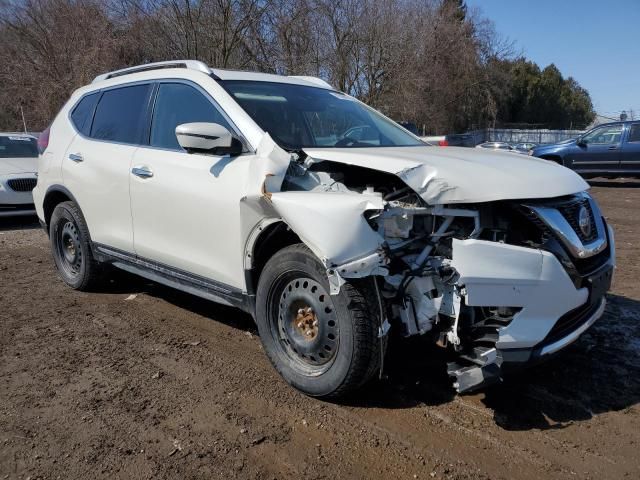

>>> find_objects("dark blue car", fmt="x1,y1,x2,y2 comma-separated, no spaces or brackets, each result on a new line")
531,121,640,177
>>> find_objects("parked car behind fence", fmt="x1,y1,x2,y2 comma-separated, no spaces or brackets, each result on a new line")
531,121,640,177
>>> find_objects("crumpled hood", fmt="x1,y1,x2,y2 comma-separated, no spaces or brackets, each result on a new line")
0,157,38,175
303,146,588,204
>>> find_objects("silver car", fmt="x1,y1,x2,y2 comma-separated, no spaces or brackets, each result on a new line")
0,133,39,217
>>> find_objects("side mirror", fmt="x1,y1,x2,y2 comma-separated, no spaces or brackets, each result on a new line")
176,122,243,156
576,137,587,147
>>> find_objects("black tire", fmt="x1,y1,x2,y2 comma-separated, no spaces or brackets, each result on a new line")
255,244,380,398
49,201,103,290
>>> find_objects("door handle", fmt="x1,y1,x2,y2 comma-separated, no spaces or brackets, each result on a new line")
608,146,618,150
68,153,83,162
131,166,154,178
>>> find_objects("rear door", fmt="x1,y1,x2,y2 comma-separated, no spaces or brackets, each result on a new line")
620,123,640,174
62,83,153,253
570,124,623,174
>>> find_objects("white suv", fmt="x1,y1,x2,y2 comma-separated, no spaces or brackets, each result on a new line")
34,60,615,397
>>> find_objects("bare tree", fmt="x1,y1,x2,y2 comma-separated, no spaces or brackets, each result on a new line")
0,0,587,134
0,0,123,130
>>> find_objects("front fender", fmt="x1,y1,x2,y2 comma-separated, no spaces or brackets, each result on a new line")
269,191,385,268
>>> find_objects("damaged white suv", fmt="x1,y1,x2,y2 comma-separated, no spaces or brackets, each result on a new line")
34,60,615,397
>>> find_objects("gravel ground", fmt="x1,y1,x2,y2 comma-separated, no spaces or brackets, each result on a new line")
1,179,639,479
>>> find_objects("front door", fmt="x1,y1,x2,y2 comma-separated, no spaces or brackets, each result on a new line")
570,123,623,174
620,123,640,174
129,81,251,290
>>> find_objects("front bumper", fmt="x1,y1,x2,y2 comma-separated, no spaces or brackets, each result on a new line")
448,223,614,391
0,174,37,217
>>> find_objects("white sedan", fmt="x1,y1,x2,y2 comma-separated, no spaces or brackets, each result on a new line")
0,133,39,217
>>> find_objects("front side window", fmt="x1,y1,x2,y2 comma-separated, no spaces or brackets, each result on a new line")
582,124,623,145
90,84,151,144
221,80,423,151
70,92,99,136
150,83,232,150
0,136,38,158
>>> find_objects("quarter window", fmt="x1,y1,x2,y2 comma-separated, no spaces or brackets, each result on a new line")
150,83,232,150
90,84,151,144
70,92,99,136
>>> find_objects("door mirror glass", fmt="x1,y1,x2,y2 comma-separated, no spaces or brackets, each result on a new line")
176,122,242,155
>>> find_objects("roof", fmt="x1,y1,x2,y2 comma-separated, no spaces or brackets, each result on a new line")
588,116,639,129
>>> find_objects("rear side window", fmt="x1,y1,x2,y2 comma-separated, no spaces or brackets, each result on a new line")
629,124,640,143
90,84,151,144
150,83,232,150
70,93,99,135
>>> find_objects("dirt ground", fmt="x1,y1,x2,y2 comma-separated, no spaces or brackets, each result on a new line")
1,179,640,480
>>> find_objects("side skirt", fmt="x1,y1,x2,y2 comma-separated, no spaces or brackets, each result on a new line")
94,243,255,316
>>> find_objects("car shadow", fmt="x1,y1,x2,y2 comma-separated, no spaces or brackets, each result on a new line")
0,215,40,231
479,293,640,430
101,267,256,331
345,293,640,430
97,271,640,431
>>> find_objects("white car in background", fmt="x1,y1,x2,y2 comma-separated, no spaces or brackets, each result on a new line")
0,133,39,217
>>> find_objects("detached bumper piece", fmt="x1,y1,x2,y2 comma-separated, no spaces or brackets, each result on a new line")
448,346,503,394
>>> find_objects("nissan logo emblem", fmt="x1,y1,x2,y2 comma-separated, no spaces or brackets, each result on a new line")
578,205,591,237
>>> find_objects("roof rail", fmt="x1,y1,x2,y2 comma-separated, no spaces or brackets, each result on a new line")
92,60,211,84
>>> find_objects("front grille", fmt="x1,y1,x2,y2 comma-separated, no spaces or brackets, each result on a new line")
573,243,610,277
557,197,598,243
521,209,552,244
7,178,37,192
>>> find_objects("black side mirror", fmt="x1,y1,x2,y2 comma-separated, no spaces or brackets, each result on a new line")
576,137,586,147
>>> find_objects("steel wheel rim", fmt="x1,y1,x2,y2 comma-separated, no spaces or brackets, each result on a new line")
271,275,339,375
56,220,82,277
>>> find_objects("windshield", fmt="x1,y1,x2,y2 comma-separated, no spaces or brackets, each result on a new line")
221,80,423,150
0,136,38,158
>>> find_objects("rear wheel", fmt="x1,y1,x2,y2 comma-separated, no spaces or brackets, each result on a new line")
256,244,380,398
50,201,103,290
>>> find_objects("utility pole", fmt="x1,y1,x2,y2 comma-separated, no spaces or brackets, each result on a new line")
19,105,27,133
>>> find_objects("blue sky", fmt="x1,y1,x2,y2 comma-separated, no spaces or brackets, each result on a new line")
466,0,640,119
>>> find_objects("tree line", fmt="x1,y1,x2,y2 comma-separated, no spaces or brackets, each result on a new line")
0,0,595,134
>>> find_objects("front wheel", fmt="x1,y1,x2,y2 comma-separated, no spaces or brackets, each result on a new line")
255,244,380,398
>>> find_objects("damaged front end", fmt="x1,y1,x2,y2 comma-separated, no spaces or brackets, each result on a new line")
255,140,613,394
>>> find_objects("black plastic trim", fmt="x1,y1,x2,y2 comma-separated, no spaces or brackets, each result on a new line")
94,243,253,315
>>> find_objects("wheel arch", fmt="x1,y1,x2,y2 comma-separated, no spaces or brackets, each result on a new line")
245,219,302,295
42,185,82,230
